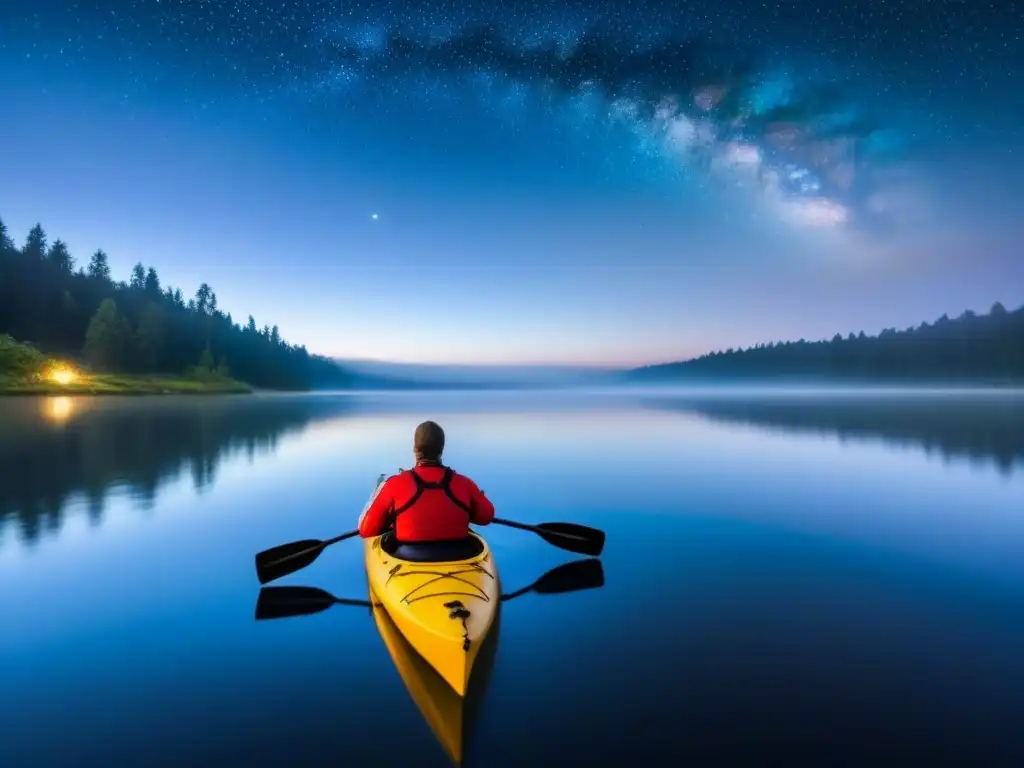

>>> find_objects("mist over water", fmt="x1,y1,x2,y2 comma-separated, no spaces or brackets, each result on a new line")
1,389,1023,766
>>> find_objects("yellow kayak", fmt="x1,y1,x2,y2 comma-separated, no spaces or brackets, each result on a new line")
364,477,500,697
370,588,500,766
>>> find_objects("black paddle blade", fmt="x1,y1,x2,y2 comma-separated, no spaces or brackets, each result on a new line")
255,586,338,620
255,539,326,585
536,522,606,557
533,558,605,595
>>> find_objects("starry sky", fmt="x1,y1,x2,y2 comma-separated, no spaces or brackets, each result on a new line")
1,1,1022,366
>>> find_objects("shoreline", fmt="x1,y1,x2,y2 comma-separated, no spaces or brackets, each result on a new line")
0,374,252,396
4,379,1024,398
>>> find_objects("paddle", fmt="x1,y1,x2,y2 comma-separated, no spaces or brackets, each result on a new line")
500,557,604,602
254,518,605,585
254,467,605,584
254,585,373,620
254,558,604,621
254,530,360,585
491,518,606,557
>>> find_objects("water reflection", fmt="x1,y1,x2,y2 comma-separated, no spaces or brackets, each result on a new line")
40,395,76,425
0,395,356,547
1,390,1021,765
373,600,499,767
252,557,603,766
643,392,1024,475
5,389,1022,549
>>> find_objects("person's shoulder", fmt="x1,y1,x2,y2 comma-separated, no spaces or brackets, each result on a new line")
382,470,414,488
449,469,481,489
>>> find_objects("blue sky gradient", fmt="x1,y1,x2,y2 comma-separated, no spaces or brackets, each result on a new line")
1,1,1021,365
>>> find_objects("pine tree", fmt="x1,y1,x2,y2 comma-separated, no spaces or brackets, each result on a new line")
198,345,215,372
144,267,161,296
130,262,146,291
47,240,75,273
88,250,112,282
83,299,130,371
135,303,166,371
0,216,12,253
22,224,47,260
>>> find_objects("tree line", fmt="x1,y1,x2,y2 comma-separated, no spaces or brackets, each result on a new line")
632,302,1024,382
0,214,350,390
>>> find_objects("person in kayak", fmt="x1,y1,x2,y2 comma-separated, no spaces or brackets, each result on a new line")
358,420,495,561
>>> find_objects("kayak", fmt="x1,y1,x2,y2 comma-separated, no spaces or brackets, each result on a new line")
371,590,501,766
370,594,465,764
370,584,501,766
364,475,500,697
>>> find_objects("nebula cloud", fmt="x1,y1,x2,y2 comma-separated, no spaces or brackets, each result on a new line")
307,23,913,231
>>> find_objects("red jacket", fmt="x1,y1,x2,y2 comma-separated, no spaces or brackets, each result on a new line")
358,463,495,542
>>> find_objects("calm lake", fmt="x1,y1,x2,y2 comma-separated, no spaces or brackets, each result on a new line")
2,389,1023,766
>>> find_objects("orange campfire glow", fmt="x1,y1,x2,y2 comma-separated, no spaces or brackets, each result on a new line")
46,364,78,385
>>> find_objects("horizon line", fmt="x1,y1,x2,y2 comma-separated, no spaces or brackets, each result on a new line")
329,356,653,370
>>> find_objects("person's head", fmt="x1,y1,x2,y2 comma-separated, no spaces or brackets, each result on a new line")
413,420,445,463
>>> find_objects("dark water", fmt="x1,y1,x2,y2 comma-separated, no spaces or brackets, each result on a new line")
2,389,1023,766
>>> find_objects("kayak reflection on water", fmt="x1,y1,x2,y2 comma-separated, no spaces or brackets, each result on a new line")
253,558,605,766
371,592,502,767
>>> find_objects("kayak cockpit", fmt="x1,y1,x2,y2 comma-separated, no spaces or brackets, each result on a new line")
380,531,486,563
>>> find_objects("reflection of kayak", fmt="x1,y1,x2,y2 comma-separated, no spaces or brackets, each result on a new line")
364,476,500,697
371,596,464,764
371,589,500,766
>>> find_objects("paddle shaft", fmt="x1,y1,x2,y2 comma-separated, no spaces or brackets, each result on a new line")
491,517,587,542
273,529,359,566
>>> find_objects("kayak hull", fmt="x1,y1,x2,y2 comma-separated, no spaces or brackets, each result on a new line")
370,590,465,764
365,533,498,695
370,587,502,766
363,476,499,696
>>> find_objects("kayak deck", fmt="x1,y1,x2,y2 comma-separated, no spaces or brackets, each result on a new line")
365,531,499,696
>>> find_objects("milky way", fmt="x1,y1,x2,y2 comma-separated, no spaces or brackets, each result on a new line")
2,1,1020,239
290,22,886,229
8,0,1001,234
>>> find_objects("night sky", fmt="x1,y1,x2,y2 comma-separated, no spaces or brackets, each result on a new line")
1,1,1021,365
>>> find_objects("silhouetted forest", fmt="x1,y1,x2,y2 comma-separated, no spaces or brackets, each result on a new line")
0,215,350,390
644,393,1024,476
632,303,1024,383
0,395,357,546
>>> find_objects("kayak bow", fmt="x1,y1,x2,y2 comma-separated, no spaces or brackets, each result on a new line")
371,586,502,766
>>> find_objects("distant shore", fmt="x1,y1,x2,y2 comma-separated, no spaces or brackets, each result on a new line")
1,333,252,396
0,373,251,396
620,375,1024,389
